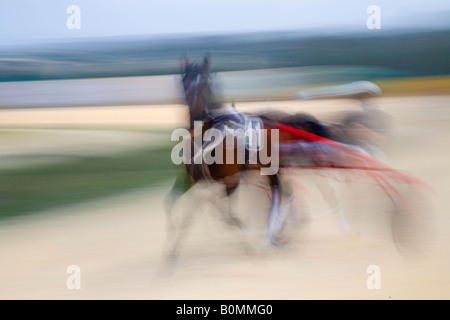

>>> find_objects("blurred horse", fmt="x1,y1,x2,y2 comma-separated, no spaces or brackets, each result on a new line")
259,82,397,233
164,55,292,259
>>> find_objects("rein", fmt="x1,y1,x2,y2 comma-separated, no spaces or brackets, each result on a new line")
271,121,433,190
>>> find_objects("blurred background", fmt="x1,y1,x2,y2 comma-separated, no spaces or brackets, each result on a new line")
0,0,449,299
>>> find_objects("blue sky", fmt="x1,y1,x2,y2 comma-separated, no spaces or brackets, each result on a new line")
1,0,449,46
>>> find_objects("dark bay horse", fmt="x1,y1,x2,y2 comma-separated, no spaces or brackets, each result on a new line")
164,55,291,258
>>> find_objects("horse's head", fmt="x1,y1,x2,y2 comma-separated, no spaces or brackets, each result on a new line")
181,54,212,127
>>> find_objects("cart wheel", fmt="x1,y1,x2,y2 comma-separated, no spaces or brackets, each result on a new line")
391,185,436,255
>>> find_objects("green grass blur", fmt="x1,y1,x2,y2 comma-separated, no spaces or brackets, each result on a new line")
0,140,178,219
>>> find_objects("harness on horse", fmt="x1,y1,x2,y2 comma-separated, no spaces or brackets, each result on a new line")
187,107,264,182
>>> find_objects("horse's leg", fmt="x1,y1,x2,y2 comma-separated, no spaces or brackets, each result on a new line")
312,173,352,232
164,170,193,231
264,171,304,246
264,174,284,245
222,183,244,228
162,170,195,265
166,182,202,262
208,180,254,255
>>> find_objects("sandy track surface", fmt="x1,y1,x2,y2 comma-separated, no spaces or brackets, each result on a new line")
0,95,449,300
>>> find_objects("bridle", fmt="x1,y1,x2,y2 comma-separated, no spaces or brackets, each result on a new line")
184,73,201,109
183,67,212,127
